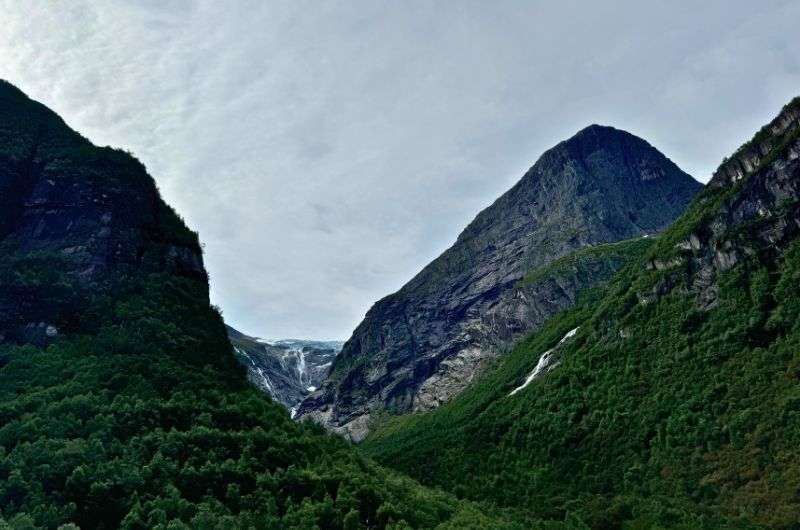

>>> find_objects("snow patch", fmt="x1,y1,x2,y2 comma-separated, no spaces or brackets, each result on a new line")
508,327,579,397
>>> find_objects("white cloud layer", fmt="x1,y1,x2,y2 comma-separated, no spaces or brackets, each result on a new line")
0,1,798,338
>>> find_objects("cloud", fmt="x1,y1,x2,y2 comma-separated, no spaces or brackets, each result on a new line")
0,0,798,338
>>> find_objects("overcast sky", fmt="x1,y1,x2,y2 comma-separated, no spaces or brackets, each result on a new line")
1,1,798,339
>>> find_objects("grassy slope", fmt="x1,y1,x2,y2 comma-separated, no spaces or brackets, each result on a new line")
519,236,654,287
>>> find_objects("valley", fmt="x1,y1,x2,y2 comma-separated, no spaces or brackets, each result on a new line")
1,78,799,529
227,325,342,413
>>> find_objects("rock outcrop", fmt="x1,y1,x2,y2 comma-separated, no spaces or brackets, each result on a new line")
297,124,702,440
653,96,800,309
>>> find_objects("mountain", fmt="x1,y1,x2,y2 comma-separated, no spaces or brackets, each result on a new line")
226,325,342,412
298,125,701,441
363,97,800,527
0,81,520,529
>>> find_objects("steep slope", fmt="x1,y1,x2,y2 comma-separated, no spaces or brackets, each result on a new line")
227,325,342,411
0,81,205,347
298,125,701,440
0,81,521,529
363,97,800,528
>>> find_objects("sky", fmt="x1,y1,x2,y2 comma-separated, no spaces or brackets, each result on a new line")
0,1,798,340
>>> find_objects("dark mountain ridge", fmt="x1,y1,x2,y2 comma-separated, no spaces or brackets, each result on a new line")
298,124,701,440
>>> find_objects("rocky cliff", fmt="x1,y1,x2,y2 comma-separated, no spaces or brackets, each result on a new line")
227,325,342,411
646,96,800,308
297,124,701,440
0,80,205,346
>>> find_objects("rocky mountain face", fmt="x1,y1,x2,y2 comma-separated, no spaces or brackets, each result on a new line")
630,96,800,313
227,325,342,412
362,95,800,528
297,124,701,440
0,80,205,346
676,96,800,299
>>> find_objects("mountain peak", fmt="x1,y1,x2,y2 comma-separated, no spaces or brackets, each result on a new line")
574,122,620,135
566,123,644,146
560,123,663,160
362,95,800,529
297,125,701,440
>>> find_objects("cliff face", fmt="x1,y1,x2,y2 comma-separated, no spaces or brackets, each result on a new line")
0,81,204,346
648,97,800,309
298,125,701,440
227,325,342,412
